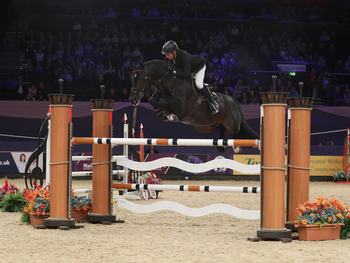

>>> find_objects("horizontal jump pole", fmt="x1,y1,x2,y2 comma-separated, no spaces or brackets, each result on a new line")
72,137,260,147
112,183,260,193
73,189,92,194
72,156,93,161
72,170,126,177
72,156,120,162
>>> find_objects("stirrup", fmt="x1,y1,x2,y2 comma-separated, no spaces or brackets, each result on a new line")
209,102,219,115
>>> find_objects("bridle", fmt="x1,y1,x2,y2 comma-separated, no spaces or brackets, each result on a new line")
130,70,151,99
131,67,176,99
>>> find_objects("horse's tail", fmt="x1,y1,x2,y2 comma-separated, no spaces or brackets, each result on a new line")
237,116,260,139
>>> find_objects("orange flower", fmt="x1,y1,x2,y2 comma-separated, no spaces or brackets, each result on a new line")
82,206,88,212
301,220,307,226
40,204,45,209
327,217,332,222
337,213,342,218
24,209,29,214
76,207,80,211
36,209,42,215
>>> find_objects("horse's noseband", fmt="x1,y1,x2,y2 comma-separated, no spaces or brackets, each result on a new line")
131,70,150,99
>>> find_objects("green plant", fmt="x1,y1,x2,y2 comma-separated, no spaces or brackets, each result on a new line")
20,210,30,223
340,216,350,239
0,193,26,212
70,194,90,212
293,196,347,228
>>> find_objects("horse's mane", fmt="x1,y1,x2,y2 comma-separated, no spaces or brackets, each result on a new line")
144,59,167,67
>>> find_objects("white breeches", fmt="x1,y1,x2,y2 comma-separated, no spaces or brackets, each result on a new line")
194,65,206,89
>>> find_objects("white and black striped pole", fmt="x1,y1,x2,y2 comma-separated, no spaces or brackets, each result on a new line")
112,183,260,193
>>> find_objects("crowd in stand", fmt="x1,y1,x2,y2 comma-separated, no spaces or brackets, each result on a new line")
13,17,265,104
5,1,350,106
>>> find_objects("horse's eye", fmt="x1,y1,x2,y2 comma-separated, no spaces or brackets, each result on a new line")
145,76,148,79
134,73,137,78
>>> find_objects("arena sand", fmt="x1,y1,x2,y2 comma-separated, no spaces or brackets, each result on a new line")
1,179,349,263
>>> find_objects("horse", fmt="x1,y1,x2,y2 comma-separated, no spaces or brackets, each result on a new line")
129,59,259,152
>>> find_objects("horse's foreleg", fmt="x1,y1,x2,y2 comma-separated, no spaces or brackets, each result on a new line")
158,99,180,122
148,92,162,117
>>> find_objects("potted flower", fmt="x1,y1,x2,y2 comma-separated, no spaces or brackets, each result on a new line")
0,179,26,212
332,171,348,183
0,179,19,202
141,172,162,199
70,192,91,222
293,196,347,241
22,183,50,226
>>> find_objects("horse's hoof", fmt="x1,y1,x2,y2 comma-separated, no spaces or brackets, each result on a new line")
233,146,241,153
167,114,179,122
216,146,228,153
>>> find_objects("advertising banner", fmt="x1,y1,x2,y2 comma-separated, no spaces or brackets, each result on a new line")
0,151,44,173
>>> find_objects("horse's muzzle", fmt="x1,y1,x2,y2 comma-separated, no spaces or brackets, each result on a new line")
129,94,140,106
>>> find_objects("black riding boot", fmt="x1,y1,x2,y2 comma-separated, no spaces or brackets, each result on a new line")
202,85,219,114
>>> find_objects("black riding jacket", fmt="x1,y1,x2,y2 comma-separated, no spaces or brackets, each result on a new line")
166,49,206,81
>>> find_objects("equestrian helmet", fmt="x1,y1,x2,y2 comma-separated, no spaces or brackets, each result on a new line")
161,40,178,54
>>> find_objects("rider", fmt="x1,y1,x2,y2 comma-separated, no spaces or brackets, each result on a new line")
161,40,219,114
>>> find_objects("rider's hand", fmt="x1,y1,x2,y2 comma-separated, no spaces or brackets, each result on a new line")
167,62,176,72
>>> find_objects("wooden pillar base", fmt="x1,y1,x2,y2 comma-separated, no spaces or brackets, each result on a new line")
285,221,298,232
248,229,292,243
87,214,124,224
44,218,76,228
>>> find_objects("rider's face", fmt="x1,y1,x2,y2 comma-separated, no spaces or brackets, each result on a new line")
165,51,175,60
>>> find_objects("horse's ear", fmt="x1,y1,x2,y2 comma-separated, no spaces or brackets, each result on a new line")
139,62,145,70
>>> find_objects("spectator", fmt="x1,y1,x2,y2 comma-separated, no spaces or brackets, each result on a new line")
60,68,73,83
288,86,299,98
316,56,326,71
95,62,106,83
332,86,343,106
106,88,119,101
35,49,45,63
145,145,159,154
233,61,247,82
37,81,48,101
343,86,350,106
304,68,318,97
132,46,142,60
15,78,25,100
87,19,99,32
223,85,233,96
27,84,37,100
233,85,243,101
73,21,81,31
119,88,130,102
